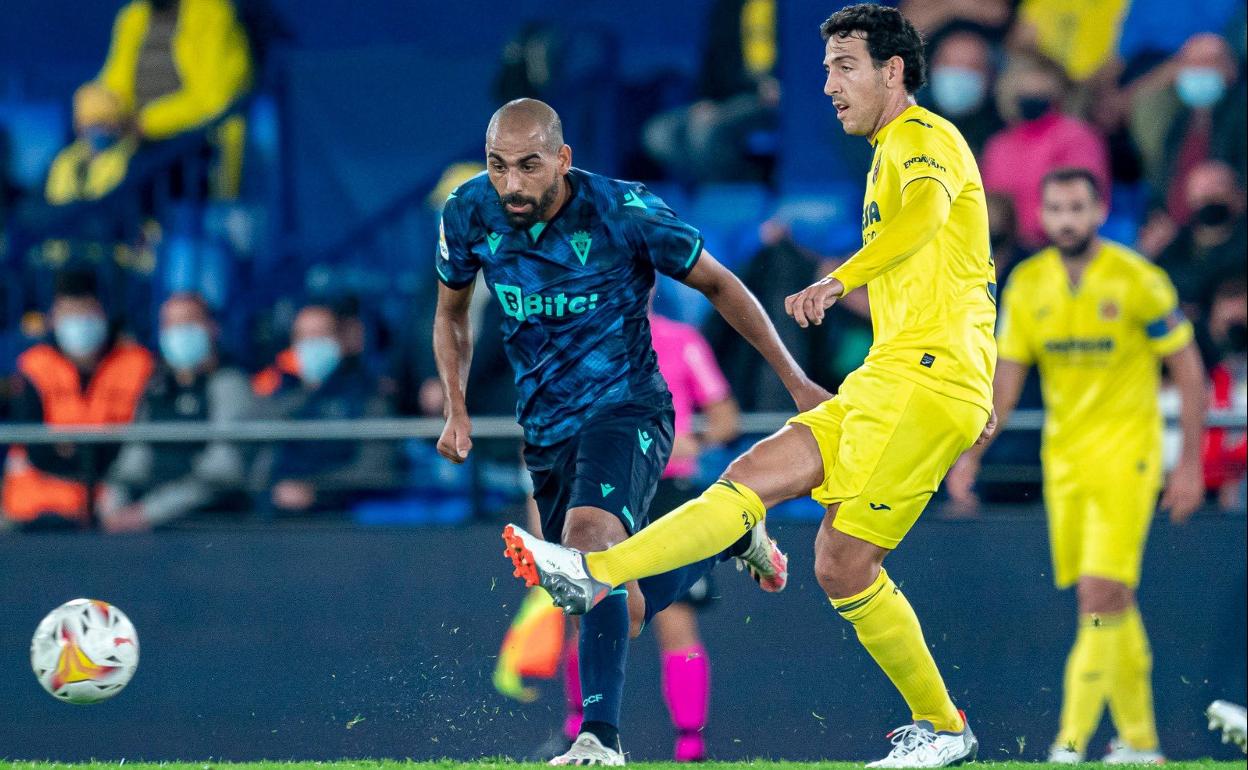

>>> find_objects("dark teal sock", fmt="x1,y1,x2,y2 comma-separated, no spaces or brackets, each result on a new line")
578,590,629,746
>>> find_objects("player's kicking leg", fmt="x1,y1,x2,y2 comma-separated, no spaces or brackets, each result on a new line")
506,371,987,768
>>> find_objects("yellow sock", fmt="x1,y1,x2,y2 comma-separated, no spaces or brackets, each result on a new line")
831,568,963,733
1055,612,1124,754
585,479,766,588
1108,607,1159,751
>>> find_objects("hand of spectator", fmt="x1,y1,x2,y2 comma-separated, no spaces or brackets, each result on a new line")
672,433,701,462
102,504,151,534
758,76,781,108
437,412,473,464
272,480,316,511
1137,210,1178,259
945,455,981,510
419,378,446,416
1161,458,1204,524
784,276,844,328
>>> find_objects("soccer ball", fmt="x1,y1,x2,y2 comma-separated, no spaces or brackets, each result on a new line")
30,598,140,704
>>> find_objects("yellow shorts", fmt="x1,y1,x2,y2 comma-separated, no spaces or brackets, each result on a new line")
1046,477,1159,589
788,367,989,549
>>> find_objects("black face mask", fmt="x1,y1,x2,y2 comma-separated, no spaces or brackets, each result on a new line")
1017,96,1052,122
1194,202,1234,228
1225,322,1248,355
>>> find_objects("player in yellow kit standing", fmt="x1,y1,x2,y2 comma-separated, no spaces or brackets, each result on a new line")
948,167,1208,764
500,6,998,766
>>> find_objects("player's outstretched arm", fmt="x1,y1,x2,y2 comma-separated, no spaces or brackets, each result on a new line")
682,251,830,412
946,358,1026,506
786,178,952,328
1160,342,1208,523
433,281,476,464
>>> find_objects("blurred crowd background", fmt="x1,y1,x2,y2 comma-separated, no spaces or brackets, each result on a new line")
0,0,1244,532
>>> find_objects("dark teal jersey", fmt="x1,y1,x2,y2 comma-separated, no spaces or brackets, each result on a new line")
437,168,704,445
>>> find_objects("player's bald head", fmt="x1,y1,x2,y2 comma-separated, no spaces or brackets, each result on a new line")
486,98,564,154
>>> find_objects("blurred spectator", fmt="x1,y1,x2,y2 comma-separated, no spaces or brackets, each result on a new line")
1202,275,1247,508
1,270,154,530
985,191,1027,284
897,0,1013,39
1134,34,1247,226
642,0,778,183
251,304,396,515
1012,0,1130,85
922,26,1004,156
982,52,1110,249
44,85,140,205
1117,0,1242,83
1155,160,1246,319
702,226,842,406
100,293,251,532
48,0,253,203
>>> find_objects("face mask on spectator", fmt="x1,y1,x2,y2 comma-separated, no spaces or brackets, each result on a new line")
54,314,108,359
295,337,342,384
930,67,987,116
1176,67,1227,108
1016,95,1052,122
1193,202,1234,227
160,323,212,371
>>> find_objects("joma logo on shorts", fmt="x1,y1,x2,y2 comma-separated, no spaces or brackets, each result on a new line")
494,283,600,321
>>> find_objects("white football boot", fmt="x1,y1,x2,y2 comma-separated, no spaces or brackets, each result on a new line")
733,521,789,592
1102,737,1165,764
1048,744,1085,764
550,732,626,766
867,713,978,768
502,524,611,615
1207,701,1247,754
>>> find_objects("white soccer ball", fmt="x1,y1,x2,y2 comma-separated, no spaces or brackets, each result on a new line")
30,598,140,704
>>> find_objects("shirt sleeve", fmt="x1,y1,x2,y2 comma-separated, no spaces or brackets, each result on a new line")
435,193,479,289
892,119,966,202
1134,264,1194,357
682,329,731,408
995,274,1036,365
624,185,705,280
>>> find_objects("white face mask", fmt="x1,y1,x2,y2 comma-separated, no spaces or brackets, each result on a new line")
1176,66,1227,108
930,66,987,116
54,313,108,359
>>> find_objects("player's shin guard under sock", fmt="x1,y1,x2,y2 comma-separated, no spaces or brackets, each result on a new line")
585,480,766,588
662,644,709,761
1055,611,1122,753
1107,607,1159,751
563,644,583,741
831,568,963,733
578,590,629,750
638,555,722,626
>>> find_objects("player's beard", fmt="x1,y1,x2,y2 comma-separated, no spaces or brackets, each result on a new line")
499,178,561,228
1055,230,1095,259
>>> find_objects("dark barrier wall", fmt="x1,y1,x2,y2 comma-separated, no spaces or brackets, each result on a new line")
1,517,1244,761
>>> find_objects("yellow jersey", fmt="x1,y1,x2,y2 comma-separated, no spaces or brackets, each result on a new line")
997,240,1193,487
831,105,997,413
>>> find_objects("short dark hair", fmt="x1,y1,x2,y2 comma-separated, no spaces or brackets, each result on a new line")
54,268,99,300
821,4,927,94
1042,167,1102,201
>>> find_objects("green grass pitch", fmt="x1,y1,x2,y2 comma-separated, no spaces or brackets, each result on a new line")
1,762,1245,770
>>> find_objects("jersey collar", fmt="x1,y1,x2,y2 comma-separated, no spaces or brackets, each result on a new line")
526,169,581,244
871,104,926,147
